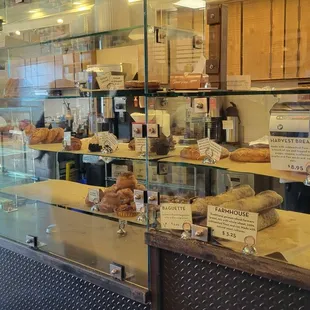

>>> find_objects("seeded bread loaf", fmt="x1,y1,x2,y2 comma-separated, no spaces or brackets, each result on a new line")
230,148,270,162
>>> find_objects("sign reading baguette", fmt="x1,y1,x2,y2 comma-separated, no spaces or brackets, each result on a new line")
197,138,222,161
207,205,258,243
269,136,310,172
160,203,192,230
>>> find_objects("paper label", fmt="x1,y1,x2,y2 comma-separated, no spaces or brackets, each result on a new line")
207,205,258,243
222,120,234,130
160,203,192,230
111,165,128,178
88,188,100,204
64,132,71,146
135,138,148,153
227,75,251,90
269,136,310,173
197,138,222,161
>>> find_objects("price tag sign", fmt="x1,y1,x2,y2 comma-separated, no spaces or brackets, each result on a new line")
207,205,258,243
269,136,310,173
160,203,192,230
197,138,222,161
135,138,148,153
88,188,100,204
64,132,71,146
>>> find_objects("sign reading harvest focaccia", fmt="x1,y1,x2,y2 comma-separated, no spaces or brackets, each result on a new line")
269,136,310,172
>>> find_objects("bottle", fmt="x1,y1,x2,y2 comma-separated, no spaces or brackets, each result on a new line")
225,102,240,144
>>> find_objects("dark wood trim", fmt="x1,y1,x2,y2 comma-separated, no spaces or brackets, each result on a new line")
149,246,162,310
145,231,310,292
0,236,150,304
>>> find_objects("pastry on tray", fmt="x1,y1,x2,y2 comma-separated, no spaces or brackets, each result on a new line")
85,172,146,214
180,146,230,160
230,147,270,162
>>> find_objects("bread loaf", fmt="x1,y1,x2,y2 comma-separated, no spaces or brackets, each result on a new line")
220,190,283,213
29,128,49,144
230,148,270,162
44,128,59,143
181,146,230,160
258,208,279,231
191,185,255,215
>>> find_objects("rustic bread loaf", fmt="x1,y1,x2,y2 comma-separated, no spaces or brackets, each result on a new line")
220,190,283,213
230,148,270,162
180,146,230,160
258,208,280,231
191,185,255,215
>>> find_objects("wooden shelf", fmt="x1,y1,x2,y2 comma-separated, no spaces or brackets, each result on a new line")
29,143,182,161
0,180,148,226
159,156,306,182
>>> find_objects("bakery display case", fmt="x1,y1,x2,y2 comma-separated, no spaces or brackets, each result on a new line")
1,0,310,309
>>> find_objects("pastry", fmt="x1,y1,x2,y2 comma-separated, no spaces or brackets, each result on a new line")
128,139,135,151
154,134,170,155
29,128,49,144
64,137,82,151
258,208,280,231
191,185,255,216
114,203,137,217
180,146,230,160
118,188,134,205
44,128,59,143
24,124,36,136
116,172,137,190
85,189,105,208
220,190,283,213
54,128,64,143
98,192,121,213
230,148,270,162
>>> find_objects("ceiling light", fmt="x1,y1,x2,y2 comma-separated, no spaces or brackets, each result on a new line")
28,10,37,13
57,19,64,24
77,6,88,11
128,0,141,3
73,1,81,4
15,30,21,35
174,0,205,9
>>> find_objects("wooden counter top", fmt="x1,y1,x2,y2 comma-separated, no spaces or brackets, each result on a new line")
159,156,306,182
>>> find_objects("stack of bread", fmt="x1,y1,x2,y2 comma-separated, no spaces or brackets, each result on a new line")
24,124,64,145
191,185,282,231
85,172,146,217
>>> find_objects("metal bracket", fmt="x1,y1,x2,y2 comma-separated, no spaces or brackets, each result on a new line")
25,235,46,249
191,225,209,242
155,28,167,44
157,162,168,175
109,263,135,281
206,59,220,74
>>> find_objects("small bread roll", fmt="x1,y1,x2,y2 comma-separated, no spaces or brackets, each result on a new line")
230,148,270,163
221,190,283,213
98,192,121,213
191,185,255,216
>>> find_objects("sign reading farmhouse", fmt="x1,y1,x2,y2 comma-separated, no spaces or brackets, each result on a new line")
269,136,310,172
207,206,258,243
160,203,192,230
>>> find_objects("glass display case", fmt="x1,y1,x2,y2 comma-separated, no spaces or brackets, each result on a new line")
1,0,310,308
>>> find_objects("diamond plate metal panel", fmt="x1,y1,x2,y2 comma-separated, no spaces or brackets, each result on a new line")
161,250,310,310
0,247,150,310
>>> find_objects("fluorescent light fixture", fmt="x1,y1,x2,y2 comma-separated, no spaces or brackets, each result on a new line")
73,1,81,4
128,0,141,3
15,30,21,35
57,19,64,24
77,6,88,11
174,0,205,9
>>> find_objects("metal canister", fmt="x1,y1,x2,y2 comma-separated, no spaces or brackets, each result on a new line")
225,102,240,144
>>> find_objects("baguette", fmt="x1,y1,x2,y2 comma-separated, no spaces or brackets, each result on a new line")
191,185,255,215
230,148,270,162
258,208,279,231
220,190,283,213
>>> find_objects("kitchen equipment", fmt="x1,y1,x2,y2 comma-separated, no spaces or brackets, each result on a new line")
205,97,224,143
270,101,310,138
225,102,240,144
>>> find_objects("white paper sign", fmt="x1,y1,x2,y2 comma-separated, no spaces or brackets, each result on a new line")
160,203,192,230
98,132,118,152
197,138,222,161
269,136,310,173
227,75,251,90
64,132,71,146
88,188,100,203
207,205,258,243
135,138,148,153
